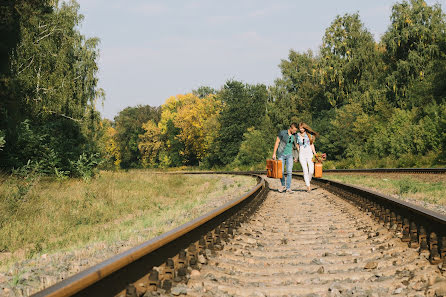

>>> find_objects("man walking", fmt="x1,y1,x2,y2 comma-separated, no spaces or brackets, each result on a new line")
272,123,298,193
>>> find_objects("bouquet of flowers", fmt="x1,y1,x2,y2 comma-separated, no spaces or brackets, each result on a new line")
312,152,327,163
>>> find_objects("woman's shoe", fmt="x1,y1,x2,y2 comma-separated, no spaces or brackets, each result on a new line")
307,186,311,192
286,189,294,194
278,186,286,193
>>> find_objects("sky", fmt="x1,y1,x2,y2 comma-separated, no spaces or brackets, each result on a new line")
74,0,445,120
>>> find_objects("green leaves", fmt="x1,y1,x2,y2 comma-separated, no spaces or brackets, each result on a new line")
1,1,104,176
209,81,268,166
382,0,446,106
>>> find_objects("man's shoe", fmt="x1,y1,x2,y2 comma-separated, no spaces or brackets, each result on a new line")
278,186,286,193
286,189,294,194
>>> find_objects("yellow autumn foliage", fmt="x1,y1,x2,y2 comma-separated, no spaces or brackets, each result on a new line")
138,120,163,167
175,94,222,161
105,126,121,167
153,93,223,164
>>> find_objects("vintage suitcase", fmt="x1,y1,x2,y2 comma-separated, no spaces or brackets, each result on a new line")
266,159,283,178
314,162,323,178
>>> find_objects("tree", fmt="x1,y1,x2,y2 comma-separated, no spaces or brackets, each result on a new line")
382,0,446,108
233,127,271,167
319,13,382,108
114,105,161,168
272,50,325,129
207,80,268,166
192,86,217,98
0,0,104,175
156,93,222,166
175,94,222,164
138,120,162,167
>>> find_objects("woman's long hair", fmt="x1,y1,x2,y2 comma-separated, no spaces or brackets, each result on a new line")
299,122,319,144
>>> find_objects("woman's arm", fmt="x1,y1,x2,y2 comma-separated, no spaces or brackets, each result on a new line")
311,143,316,155
272,137,280,159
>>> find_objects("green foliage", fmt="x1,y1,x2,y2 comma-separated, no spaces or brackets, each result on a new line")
233,127,271,167
319,13,382,108
95,0,446,169
0,1,104,176
192,86,217,98
113,105,161,168
272,50,324,129
4,0,443,172
0,130,5,151
382,0,446,107
207,80,268,166
163,119,184,167
398,178,419,195
270,2,446,167
69,153,101,181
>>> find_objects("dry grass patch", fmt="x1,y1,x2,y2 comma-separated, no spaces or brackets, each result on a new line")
0,170,256,270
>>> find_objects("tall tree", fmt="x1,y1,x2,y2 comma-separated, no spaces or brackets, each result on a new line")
319,13,382,109
382,0,446,108
208,80,268,166
0,0,104,175
114,105,161,168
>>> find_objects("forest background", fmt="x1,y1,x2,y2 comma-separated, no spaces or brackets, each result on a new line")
1,0,446,180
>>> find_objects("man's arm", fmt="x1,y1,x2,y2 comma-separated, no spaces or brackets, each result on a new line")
272,136,280,160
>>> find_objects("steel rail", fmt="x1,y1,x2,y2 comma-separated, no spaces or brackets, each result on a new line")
305,175,446,227
31,173,268,297
318,168,446,174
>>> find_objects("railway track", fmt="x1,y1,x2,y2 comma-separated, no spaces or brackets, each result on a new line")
30,171,446,297
319,168,446,174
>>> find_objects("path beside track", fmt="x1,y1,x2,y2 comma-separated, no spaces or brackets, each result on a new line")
185,177,446,297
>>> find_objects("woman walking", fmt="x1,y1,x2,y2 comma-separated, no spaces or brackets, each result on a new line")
297,122,318,192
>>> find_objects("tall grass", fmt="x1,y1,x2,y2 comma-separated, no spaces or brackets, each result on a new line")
0,171,256,269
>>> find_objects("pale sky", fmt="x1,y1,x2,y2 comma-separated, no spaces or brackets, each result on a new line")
74,0,445,120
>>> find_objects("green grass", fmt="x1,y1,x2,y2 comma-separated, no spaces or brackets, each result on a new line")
0,170,256,270
323,173,446,206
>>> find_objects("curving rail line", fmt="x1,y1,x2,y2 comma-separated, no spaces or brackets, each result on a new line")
30,169,446,296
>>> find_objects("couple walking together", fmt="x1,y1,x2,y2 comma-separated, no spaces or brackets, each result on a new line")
272,122,318,193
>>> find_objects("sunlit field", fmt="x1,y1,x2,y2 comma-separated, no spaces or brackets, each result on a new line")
323,173,446,207
0,171,256,270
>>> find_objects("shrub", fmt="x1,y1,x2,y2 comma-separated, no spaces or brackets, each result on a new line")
232,127,271,167
0,130,5,151
70,153,102,181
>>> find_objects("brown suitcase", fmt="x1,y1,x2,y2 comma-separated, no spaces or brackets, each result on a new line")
314,162,323,178
266,159,283,178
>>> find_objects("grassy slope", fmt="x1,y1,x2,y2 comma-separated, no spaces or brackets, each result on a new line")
0,170,256,269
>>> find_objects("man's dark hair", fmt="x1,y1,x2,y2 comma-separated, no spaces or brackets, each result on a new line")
290,122,298,128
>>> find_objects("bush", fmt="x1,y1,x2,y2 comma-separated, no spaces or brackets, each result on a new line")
397,178,419,195
70,153,101,181
232,127,272,167
0,130,5,151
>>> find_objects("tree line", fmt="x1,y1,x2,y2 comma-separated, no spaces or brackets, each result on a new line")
1,0,104,178
1,0,445,177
